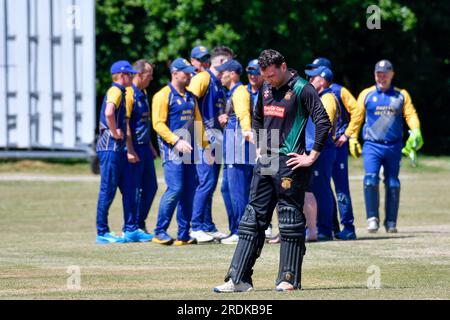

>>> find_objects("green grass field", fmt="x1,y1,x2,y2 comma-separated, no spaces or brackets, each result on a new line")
0,156,449,300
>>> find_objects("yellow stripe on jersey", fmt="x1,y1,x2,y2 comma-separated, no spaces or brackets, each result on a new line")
125,86,135,118
187,71,211,98
106,86,123,109
194,100,209,149
340,87,363,138
354,85,376,136
232,85,252,132
399,89,420,130
152,86,179,145
321,92,337,126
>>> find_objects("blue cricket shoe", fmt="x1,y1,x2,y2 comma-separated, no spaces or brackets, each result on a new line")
335,228,357,240
96,232,126,244
123,229,154,242
152,231,174,245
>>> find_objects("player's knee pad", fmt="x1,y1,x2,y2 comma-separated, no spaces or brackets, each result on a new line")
238,204,258,237
364,174,379,187
385,177,400,189
277,206,306,289
278,205,306,239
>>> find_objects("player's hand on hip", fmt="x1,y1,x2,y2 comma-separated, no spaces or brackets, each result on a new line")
349,138,362,158
286,153,315,170
335,134,349,148
174,139,193,154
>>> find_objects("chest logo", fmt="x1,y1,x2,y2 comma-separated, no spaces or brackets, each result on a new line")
264,105,285,118
372,96,378,102
263,89,270,99
177,99,182,105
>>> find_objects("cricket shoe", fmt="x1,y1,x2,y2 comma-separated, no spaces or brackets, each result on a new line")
335,228,357,240
220,234,239,244
385,221,398,233
276,281,296,292
317,233,333,241
174,237,197,246
95,232,125,244
213,279,253,293
267,234,280,244
265,225,273,239
206,231,228,240
190,230,214,243
123,229,154,242
152,231,174,245
367,217,379,233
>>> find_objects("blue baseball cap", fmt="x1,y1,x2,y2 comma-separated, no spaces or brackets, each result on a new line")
246,59,260,75
191,46,210,61
215,59,243,74
375,59,394,72
306,57,332,69
110,60,138,75
170,58,197,74
305,66,333,82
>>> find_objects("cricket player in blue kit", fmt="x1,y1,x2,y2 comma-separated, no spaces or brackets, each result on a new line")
216,59,254,244
356,60,423,233
152,58,210,246
95,60,138,244
304,66,338,241
305,57,363,240
187,46,233,243
122,60,158,242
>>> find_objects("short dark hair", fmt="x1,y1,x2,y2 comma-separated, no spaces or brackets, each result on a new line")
211,45,235,59
133,59,153,73
258,49,285,69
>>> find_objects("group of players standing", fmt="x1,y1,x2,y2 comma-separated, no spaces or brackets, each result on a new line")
94,45,424,290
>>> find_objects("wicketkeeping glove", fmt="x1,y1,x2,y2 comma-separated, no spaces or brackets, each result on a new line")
402,128,423,167
349,138,362,158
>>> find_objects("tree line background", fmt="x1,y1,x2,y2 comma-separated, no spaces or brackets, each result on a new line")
96,0,450,155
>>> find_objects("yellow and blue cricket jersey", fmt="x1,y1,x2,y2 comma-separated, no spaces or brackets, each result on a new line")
97,83,128,152
126,84,152,146
247,83,260,116
330,83,362,139
305,88,338,151
152,82,207,163
224,82,252,164
188,69,226,131
357,85,420,143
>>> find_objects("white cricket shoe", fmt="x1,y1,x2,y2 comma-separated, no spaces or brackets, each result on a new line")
190,230,214,243
206,230,228,240
220,234,239,244
276,281,295,291
213,279,253,293
367,217,379,233
265,225,273,239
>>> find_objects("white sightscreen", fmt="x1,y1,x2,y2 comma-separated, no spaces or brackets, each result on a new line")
0,0,95,149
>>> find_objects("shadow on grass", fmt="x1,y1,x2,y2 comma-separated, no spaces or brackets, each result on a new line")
353,235,416,241
254,285,413,292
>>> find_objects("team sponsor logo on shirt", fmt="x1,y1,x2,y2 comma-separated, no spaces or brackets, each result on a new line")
264,105,285,118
